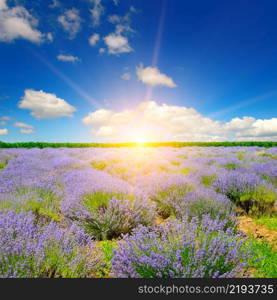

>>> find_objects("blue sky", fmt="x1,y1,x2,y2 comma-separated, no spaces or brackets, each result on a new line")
0,0,277,142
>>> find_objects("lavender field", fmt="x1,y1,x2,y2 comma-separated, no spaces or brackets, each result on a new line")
0,146,276,278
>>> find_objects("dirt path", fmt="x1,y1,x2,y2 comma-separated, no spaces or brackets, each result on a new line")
238,216,277,249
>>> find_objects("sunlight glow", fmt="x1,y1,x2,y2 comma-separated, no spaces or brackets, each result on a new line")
119,126,158,145
134,137,147,146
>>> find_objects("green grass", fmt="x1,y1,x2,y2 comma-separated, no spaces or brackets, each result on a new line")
179,167,192,175
247,238,277,278
82,191,132,213
240,185,276,216
0,200,14,211
95,240,117,277
151,185,193,218
222,163,238,170
0,188,62,222
0,162,7,169
254,217,277,231
235,151,247,161
255,151,277,159
91,160,107,171
201,175,217,187
260,175,277,187
178,155,188,159
82,192,114,213
171,161,181,166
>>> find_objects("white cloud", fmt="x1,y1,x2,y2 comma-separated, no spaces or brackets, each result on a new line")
121,72,131,80
0,116,11,121
99,47,105,54
112,0,119,5
0,128,8,135
83,109,114,126
18,89,76,119
103,33,132,54
108,12,134,35
58,8,81,39
90,0,104,27
92,125,114,137
136,65,177,88
88,33,100,46
224,117,277,138
224,117,256,131
49,0,60,9
46,32,53,42
20,128,35,134
0,0,7,10
0,1,45,43
108,15,121,24
130,6,137,13
101,8,136,55
82,101,277,142
115,24,134,35
13,122,35,134
57,54,80,62
13,122,33,129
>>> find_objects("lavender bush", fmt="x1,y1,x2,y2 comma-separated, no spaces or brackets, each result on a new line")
0,210,95,278
0,187,62,222
212,170,276,215
172,188,236,226
68,195,156,241
112,215,252,278
135,173,196,218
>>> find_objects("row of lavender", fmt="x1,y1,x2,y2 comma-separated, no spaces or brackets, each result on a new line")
0,147,276,277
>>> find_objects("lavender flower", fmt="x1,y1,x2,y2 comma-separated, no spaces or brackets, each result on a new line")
112,215,252,278
0,210,95,278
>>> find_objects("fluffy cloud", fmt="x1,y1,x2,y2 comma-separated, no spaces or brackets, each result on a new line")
130,6,137,13
88,33,100,46
13,121,35,134
224,117,277,138
83,109,115,126
108,14,121,24
103,33,132,54
0,0,45,43
13,122,33,129
101,8,135,55
136,65,177,88
121,72,131,80
58,9,81,39
82,101,277,142
108,12,134,35
57,54,80,62
0,128,8,135
49,0,60,9
46,32,54,42
90,0,104,27
18,89,76,119
20,128,35,134
0,116,11,121
99,47,105,54
0,0,7,10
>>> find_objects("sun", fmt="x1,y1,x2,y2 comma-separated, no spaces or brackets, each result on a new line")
134,134,148,146
120,124,159,145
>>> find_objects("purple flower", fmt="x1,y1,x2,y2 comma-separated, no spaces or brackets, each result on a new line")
112,215,251,278
0,210,95,278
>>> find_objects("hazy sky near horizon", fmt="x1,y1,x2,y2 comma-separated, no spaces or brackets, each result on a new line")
0,0,277,142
